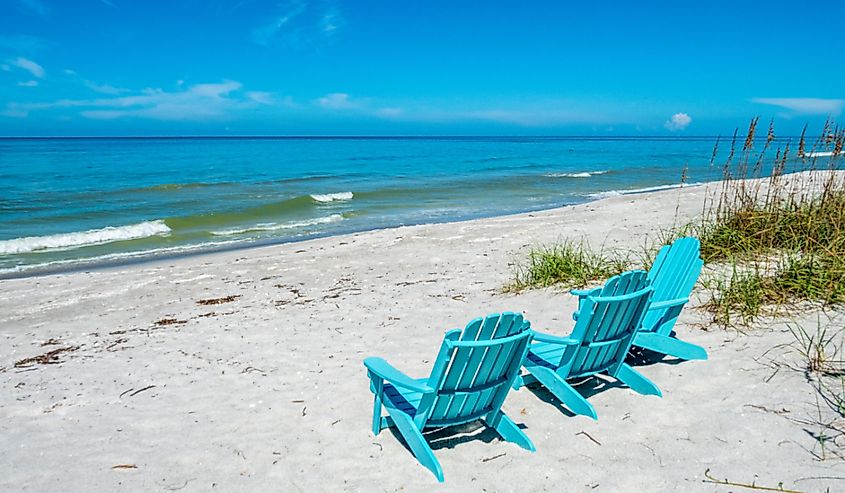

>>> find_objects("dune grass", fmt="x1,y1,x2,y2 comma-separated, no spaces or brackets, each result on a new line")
507,118,845,326
504,241,628,292
694,119,845,325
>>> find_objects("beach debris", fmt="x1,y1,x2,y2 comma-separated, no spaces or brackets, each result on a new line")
395,278,440,287
575,431,602,446
744,404,790,415
106,337,129,351
161,479,193,491
481,453,506,463
154,318,188,327
111,464,138,470
331,419,341,426
241,366,266,375
197,310,236,318
322,277,361,300
40,337,62,346
273,285,316,306
119,385,156,399
703,468,802,493
14,345,81,368
196,295,241,305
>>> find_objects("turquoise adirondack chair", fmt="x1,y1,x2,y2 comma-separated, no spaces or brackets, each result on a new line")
573,237,707,361
364,312,535,482
515,270,659,420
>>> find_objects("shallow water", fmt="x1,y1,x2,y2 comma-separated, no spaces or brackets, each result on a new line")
0,136,790,276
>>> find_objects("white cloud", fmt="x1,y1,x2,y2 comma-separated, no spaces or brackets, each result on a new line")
252,1,344,47
9,57,45,78
17,80,39,87
664,112,692,131
316,92,357,109
63,68,77,75
320,8,345,35
398,107,629,127
84,80,129,95
751,97,844,115
246,91,274,104
376,107,404,118
6,80,276,121
252,0,307,46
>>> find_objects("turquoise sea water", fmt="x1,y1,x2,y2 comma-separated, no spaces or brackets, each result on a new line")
0,136,782,277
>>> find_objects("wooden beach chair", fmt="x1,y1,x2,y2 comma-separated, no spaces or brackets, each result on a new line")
516,270,659,420
363,312,535,482
573,236,707,361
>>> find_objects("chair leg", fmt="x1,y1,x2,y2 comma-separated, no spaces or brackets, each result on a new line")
371,380,384,436
634,332,708,361
486,411,535,451
526,365,597,420
385,407,444,482
616,363,662,397
512,372,538,390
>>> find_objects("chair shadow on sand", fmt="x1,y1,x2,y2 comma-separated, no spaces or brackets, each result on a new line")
521,346,690,418
626,344,689,367
522,375,625,418
386,419,533,452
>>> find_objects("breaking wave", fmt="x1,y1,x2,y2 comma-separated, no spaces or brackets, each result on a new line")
211,214,345,236
0,220,171,255
310,192,354,203
545,170,609,178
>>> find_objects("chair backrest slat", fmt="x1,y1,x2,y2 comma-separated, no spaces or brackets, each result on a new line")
425,313,531,426
642,237,703,332
568,271,652,378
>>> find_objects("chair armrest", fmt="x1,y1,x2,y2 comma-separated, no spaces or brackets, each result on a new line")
364,357,435,393
533,332,580,346
570,287,601,298
648,297,690,311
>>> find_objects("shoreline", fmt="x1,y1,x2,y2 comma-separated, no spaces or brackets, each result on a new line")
0,180,702,280
2,172,843,491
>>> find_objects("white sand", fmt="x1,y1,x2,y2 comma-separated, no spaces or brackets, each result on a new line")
2,176,844,491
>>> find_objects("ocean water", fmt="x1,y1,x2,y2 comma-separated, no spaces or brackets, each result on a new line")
0,136,761,277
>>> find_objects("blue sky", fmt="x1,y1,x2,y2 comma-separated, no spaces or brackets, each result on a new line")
0,0,842,136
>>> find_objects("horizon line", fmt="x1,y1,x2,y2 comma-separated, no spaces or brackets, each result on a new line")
0,134,811,140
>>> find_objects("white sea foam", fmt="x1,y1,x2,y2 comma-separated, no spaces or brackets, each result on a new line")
0,239,240,277
211,214,344,236
310,191,354,203
805,151,836,158
0,220,171,255
545,170,609,178
589,182,703,200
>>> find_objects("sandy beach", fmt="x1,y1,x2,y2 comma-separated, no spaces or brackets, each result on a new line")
2,178,844,492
